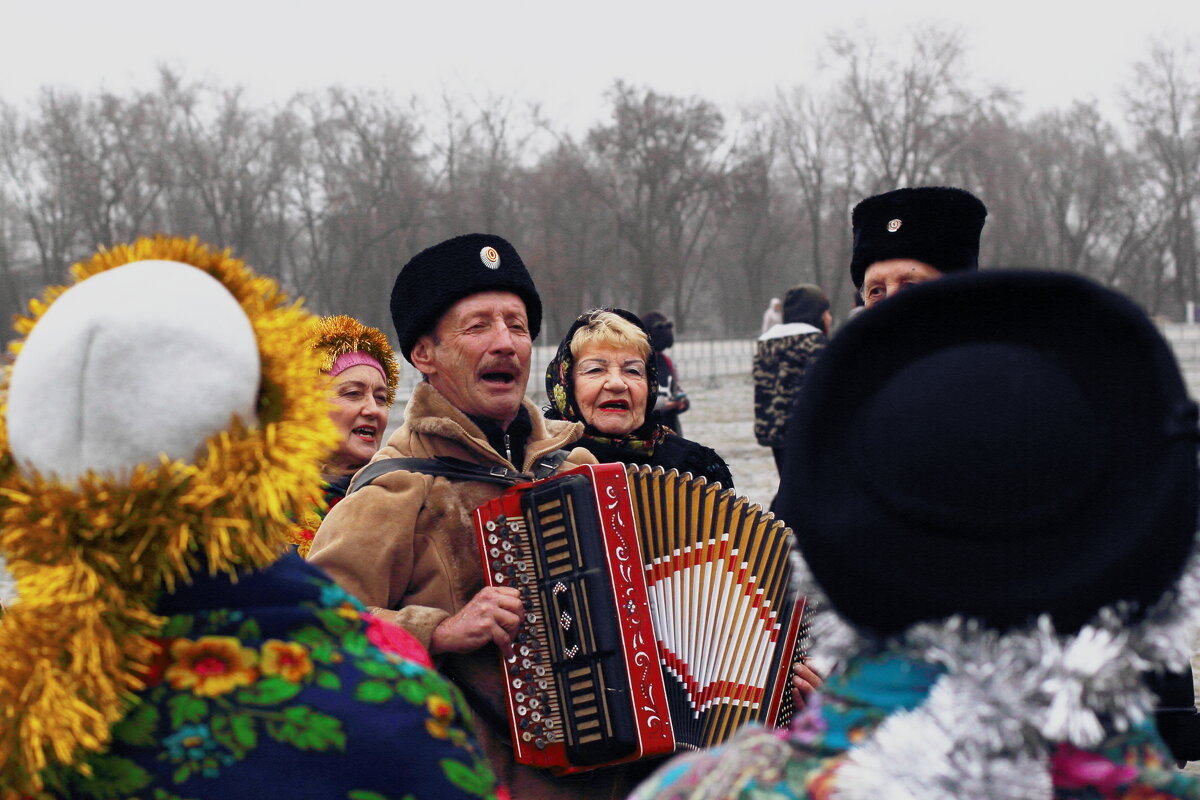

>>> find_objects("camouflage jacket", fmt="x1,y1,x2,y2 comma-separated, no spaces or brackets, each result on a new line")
753,323,827,448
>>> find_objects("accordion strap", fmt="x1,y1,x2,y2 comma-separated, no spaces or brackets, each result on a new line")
349,451,570,494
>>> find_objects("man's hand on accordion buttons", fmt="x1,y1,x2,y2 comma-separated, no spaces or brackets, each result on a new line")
792,660,824,709
429,586,525,658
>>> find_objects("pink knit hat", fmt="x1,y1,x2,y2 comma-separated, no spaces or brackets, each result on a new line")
330,350,386,382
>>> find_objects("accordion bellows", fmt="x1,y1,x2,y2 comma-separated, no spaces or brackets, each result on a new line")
474,463,807,772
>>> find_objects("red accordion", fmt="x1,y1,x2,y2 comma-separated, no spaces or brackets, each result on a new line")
473,462,807,772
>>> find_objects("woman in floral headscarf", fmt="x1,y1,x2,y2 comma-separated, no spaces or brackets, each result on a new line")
543,308,732,488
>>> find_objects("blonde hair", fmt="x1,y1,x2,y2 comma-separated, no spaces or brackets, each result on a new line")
569,310,651,362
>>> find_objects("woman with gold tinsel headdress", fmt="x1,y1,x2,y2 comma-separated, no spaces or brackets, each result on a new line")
289,314,399,557
0,237,501,799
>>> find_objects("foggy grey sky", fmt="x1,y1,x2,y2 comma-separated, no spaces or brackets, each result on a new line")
1,0,1195,130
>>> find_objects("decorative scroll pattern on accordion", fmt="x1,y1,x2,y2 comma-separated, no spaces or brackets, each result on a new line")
473,462,807,772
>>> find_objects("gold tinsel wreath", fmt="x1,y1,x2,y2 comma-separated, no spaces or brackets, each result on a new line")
309,313,400,405
0,236,337,795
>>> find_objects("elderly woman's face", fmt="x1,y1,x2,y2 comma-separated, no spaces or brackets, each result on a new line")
574,344,649,436
326,364,390,473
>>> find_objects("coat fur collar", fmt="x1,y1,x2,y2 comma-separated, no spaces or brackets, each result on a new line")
395,381,584,470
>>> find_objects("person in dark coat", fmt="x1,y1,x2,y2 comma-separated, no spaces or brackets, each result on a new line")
544,308,732,487
632,270,1200,800
307,233,609,800
850,186,1200,764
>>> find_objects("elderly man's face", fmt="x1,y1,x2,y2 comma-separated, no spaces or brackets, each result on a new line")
411,291,532,428
862,259,943,309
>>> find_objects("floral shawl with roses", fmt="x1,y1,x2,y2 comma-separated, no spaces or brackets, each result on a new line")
631,650,1200,800
39,552,504,800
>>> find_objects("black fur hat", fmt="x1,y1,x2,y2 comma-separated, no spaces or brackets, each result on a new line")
849,187,987,289
780,270,1199,637
390,233,542,363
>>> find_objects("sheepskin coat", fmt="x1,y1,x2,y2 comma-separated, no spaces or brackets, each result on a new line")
308,381,636,799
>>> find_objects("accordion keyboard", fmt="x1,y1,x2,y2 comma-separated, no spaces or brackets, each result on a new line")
485,475,639,766
482,510,562,750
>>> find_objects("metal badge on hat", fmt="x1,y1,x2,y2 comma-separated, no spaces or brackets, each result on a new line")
887,219,902,232
480,246,501,270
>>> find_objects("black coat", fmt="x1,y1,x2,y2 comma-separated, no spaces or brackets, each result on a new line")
573,428,734,489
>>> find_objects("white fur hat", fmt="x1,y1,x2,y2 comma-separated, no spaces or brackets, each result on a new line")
6,260,260,483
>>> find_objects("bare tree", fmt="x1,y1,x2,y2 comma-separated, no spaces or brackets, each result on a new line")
0,159,26,327
705,114,797,334
54,90,168,249
428,92,545,237
1126,38,1200,318
0,91,85,293
2,34,1199,336
518,139,617,338
828,24,983,192
774,86,861,310
154,70,301,275
585,82,729,330
289,87,430,330
1014,105,1141,273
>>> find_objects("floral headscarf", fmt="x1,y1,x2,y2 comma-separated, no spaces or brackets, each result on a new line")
544,308,667,455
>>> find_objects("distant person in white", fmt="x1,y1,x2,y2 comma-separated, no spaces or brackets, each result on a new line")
760,296,783,335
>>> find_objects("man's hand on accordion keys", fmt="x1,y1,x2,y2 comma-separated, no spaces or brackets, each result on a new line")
429,585,524,658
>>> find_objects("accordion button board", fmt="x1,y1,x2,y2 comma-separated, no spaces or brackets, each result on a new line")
474,462,807,773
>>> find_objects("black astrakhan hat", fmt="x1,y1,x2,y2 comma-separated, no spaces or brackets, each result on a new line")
849,187,987,289
779,270,1199,637
390,233,543,363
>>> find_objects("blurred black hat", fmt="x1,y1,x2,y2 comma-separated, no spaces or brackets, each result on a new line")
780,270,1199,637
